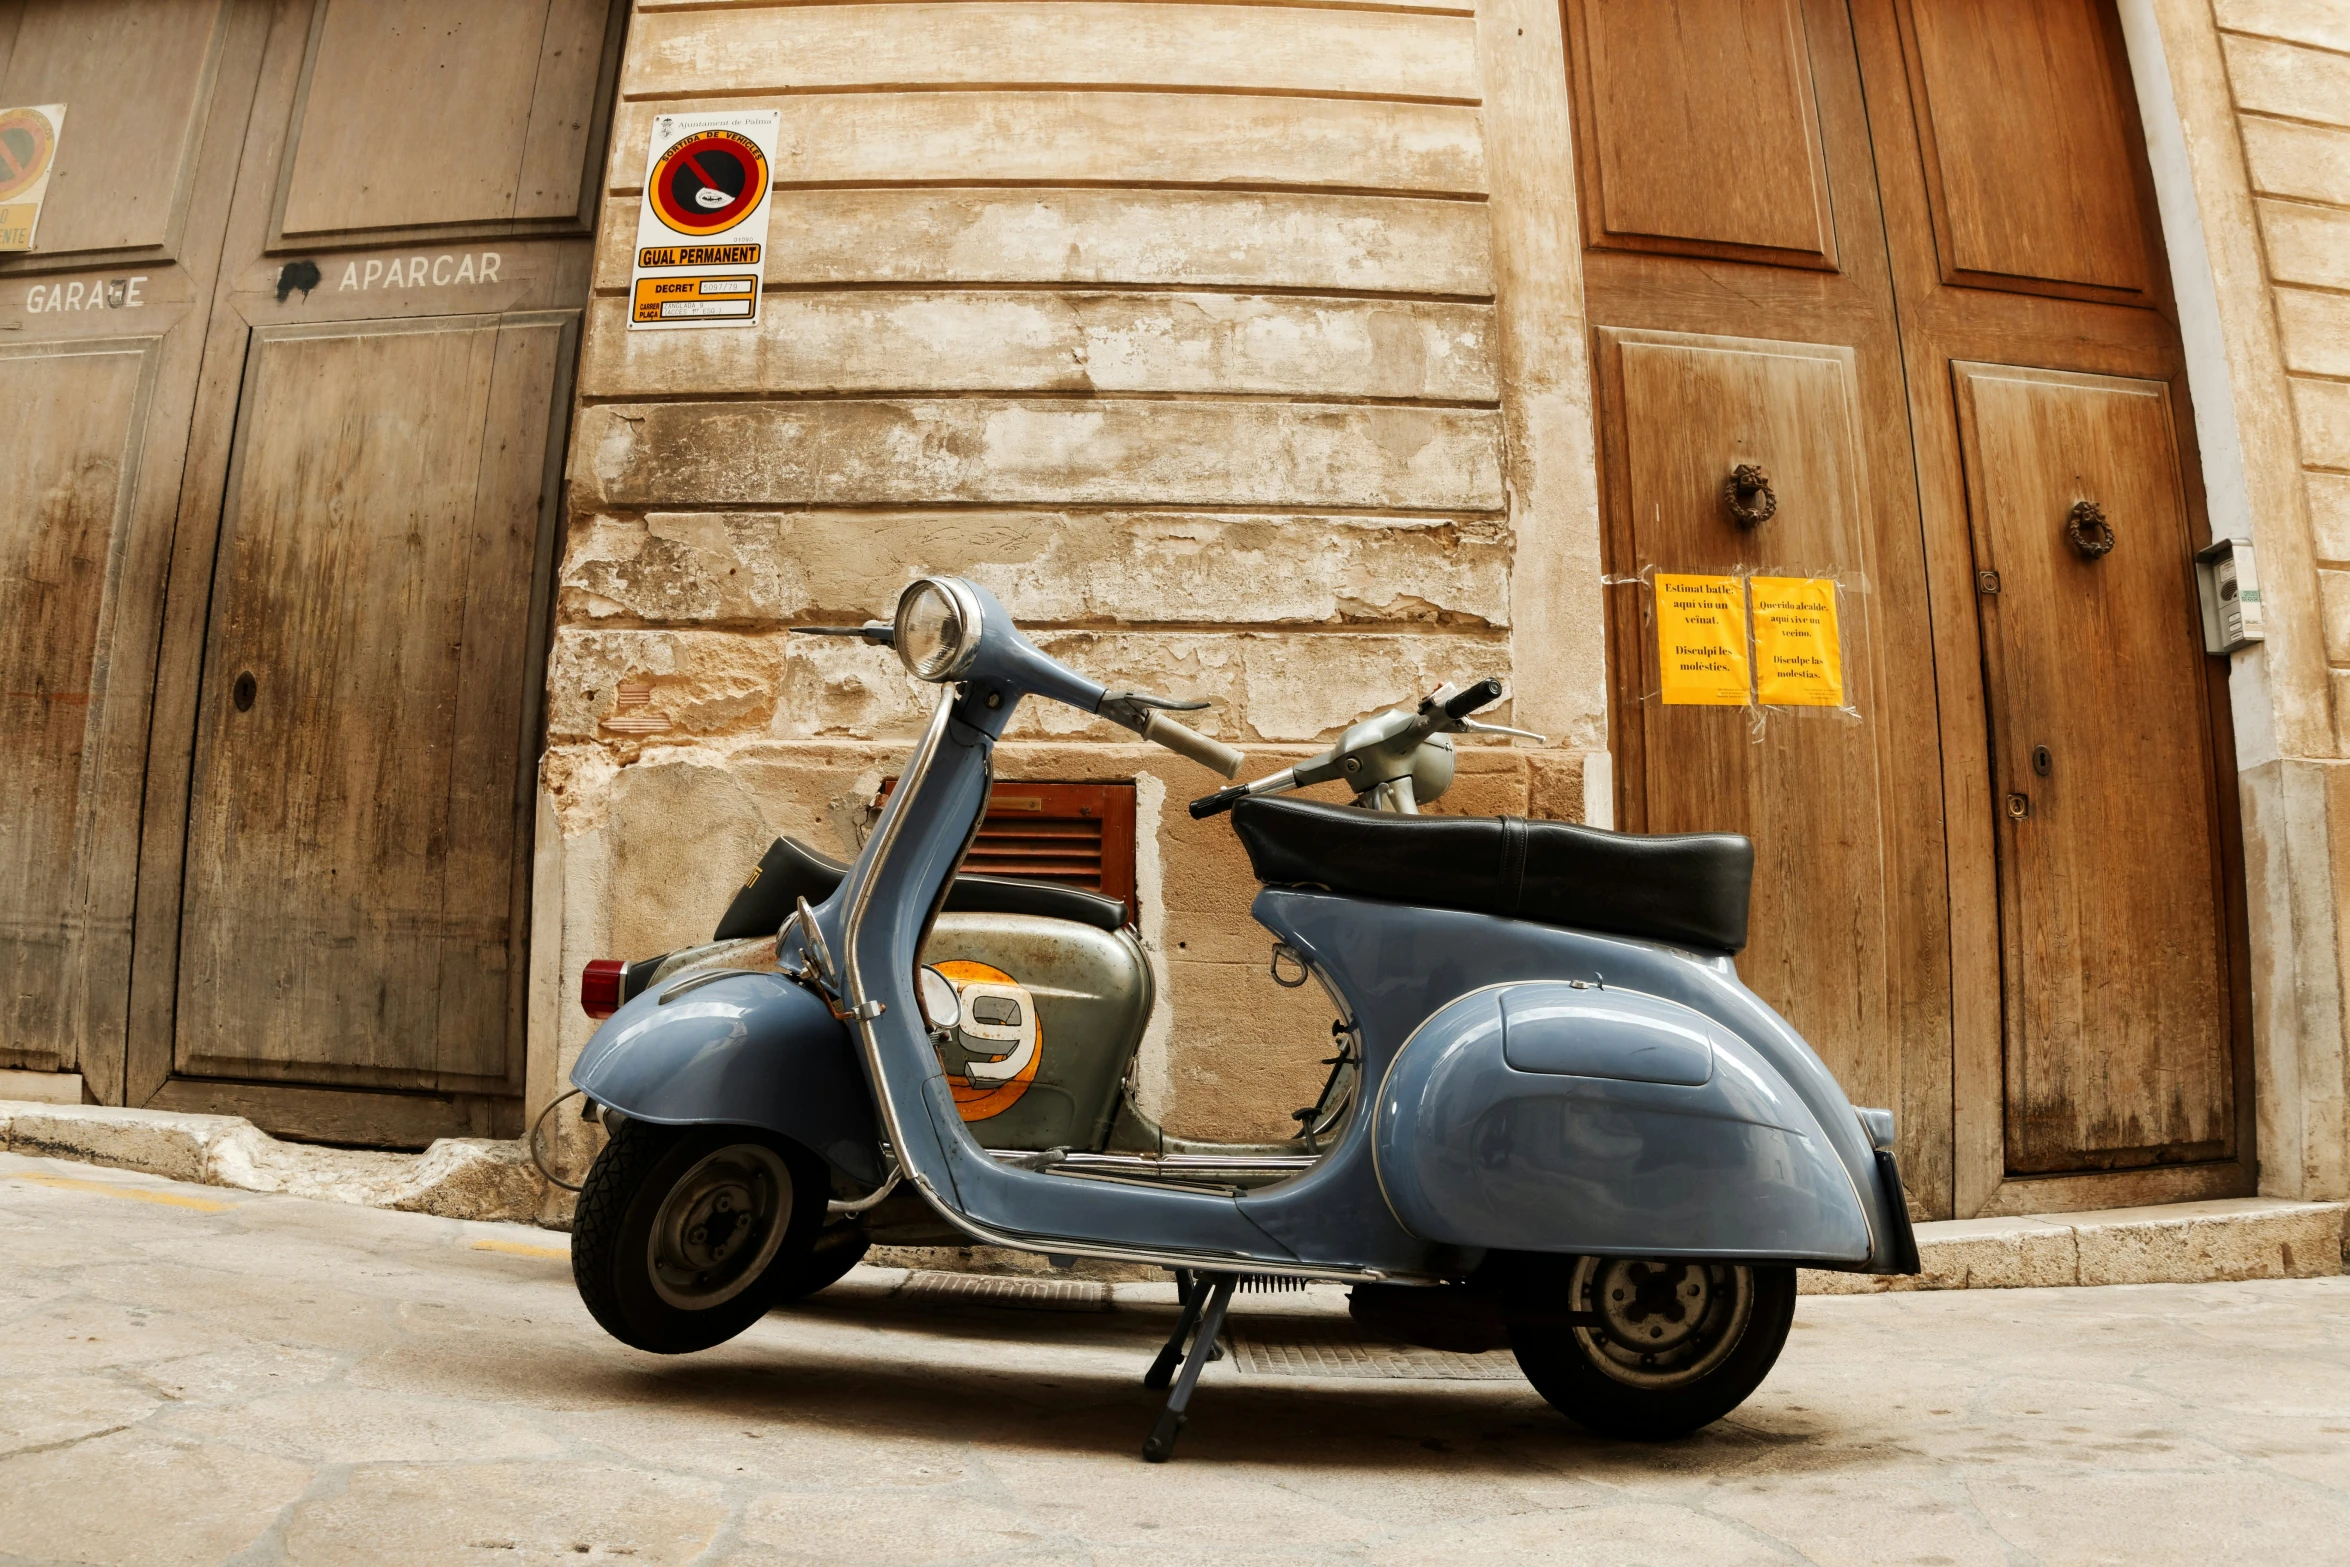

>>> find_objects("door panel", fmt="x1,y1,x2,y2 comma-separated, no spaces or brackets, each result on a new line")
0,340,154,1075
1893,0,2152,300
116,0,616,1143
1565,0,1837,267
1952,363,2232,1172
176,317,566,1092
1579,0,1955,1215
277,0,615,240
0,0,228,259
1599,330,1894,1116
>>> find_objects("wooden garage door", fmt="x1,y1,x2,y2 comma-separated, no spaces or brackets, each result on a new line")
1574,0,2247,1217
0,0,265,1104
126,0,621,1144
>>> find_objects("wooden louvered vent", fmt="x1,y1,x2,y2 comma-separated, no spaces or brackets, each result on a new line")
876,780,1138,919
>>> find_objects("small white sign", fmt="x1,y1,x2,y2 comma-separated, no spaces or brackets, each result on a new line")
0,103,67,253
627,109,780,331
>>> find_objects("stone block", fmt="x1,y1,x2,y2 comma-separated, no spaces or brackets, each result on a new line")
2217,0,2350,53
2294,377,2350,471
1,1103,237,1185
558,508,1511,633
2308,472,2350,562
2277,288,2350,379
1801,1215,2078,1295
2318,569,2350,664
2069,1198,2346,1284
581,291,1500,402
0,1102,551,1227
591,188,1497,296
2241,117,2350,206
2256,198,2350,291
1801,1198,2348,1294
2222,33,2350,129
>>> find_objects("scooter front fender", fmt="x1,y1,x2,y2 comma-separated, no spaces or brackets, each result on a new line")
1373,981,1873,1264
570,971,887,1187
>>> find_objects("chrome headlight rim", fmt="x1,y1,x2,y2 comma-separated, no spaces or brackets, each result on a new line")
892,577,984,682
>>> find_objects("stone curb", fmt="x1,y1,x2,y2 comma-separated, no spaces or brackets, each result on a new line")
1800,1197,2350,1293
6,1099,2344,1288
0,1100,552,1226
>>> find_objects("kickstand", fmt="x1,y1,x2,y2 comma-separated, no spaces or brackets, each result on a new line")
1141,1270,1237,1463
1143,1270,1225,1390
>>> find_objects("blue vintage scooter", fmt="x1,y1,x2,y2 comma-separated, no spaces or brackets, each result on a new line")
565,577,1919,1459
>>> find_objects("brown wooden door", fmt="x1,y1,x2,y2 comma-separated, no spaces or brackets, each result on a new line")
1951,365,2235,1176
1853,0,2249,1213
116,0,621,1145
1575,0,2250,1216
0,1,270,1103
1572,0,1956,1215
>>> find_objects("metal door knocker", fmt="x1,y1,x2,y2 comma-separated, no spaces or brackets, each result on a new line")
1724,464,1777,529
2066,500,2115,559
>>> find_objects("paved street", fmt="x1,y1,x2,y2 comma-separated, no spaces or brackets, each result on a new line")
2,1149,2347,1567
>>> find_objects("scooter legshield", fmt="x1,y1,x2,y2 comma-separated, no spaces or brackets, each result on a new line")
1372,982,1874,1264
570,970,887,1187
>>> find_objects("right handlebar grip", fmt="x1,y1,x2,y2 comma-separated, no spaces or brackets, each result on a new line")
1142,712,1243,778
1444,677,1504,720
1189,784,1250,820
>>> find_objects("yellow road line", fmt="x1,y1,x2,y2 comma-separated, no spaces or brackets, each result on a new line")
472,1237,568,1260
9,1172,233,1212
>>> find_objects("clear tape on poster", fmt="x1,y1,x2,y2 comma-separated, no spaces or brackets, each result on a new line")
1599,562,1866,738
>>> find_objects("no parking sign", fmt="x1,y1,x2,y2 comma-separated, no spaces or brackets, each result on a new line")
628,109,780,330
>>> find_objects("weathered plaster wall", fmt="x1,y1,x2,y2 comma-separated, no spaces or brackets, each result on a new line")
530,0,1604,1173
2135,0,2350,1200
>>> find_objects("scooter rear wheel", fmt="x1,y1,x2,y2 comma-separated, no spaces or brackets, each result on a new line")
1507,1256,1795,1440
571,1120,825,1353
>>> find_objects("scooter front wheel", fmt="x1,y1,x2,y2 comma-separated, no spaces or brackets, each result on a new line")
1507,1256,1795,1440
571,1119,825,1353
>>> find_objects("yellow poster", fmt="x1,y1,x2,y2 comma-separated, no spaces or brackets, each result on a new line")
1653,573,1751,706
1751,576,1845,707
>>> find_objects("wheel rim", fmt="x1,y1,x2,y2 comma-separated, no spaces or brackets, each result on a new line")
1568,1257,1754,1390
645,1143,793,1310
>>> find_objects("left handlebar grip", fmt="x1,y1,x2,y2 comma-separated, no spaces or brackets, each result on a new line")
1189,784,1250,819
1141,711,1243,778
1444,677,1504,720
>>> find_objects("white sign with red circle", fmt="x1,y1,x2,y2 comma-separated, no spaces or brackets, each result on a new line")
0,103,66,254
628,109,779,331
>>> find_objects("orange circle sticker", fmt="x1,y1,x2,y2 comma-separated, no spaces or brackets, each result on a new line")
933,960,1040,1121
0,108,59,203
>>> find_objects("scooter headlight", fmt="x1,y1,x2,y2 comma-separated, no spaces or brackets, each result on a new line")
893,578,982,682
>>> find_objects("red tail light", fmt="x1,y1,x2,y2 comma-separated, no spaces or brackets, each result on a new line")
581,958,627,1019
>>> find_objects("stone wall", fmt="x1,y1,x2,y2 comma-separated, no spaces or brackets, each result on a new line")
528,0,1603,1173
2135,0,2350,1202
2212,4,2350,723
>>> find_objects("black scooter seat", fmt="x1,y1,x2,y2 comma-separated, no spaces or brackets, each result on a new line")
713,835,1129,939
1229,797,1753,954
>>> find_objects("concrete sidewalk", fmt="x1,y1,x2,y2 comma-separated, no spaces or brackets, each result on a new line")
2,1149,2347,1566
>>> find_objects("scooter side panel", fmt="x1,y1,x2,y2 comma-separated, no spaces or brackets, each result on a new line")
1370,984,1871,1262
570,971,887,1187
1251,891,1905,1273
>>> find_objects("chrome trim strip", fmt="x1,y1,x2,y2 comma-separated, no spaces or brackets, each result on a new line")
989,1150,1320,1176
656,967,782,1004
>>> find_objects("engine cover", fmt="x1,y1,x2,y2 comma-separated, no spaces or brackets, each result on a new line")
1371,981,1871,1263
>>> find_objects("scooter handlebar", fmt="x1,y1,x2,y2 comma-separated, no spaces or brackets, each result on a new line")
1443,677,1504,721
1189,783,1250,819
1138,711,1243,778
